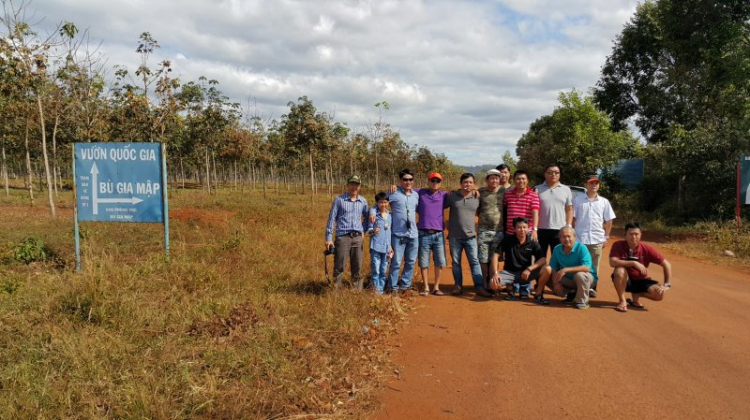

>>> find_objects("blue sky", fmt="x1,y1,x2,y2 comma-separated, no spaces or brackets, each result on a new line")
26,0,640,166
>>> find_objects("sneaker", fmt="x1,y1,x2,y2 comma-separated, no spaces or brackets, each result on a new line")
588,289,597,298
533,295,550,305
564,291,576,303
575,302,590,310
451,286,463,296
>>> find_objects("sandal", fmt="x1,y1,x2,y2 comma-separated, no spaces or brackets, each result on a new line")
419,289,428,296
615,303,628,313
626,298,645,309
432,289,445,296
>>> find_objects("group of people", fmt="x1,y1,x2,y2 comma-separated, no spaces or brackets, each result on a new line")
324,165,672,312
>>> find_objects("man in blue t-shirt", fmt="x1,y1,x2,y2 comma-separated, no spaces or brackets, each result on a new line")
548,226,595,309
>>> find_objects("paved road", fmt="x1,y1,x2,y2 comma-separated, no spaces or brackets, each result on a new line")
373,240,750,420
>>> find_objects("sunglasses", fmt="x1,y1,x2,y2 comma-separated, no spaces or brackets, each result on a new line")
402,178,414,182
429,179,441,183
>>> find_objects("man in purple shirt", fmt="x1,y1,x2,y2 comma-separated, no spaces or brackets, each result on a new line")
415,172,449,295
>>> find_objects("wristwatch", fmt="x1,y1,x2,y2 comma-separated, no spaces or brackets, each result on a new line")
532,227,538,231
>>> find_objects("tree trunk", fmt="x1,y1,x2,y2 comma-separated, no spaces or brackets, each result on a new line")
36,97,56,217
2,138,8,197
52,113,60,197
677,174,686,215
309,152,316,197
374,145,379,191
212,151,218,190
180,156,185,189
24,119,34,205
205,147,211,194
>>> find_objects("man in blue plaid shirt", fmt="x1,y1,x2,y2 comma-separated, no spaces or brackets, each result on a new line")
325,176,370,289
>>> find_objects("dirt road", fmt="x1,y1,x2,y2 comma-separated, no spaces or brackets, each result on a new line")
373,240,750,420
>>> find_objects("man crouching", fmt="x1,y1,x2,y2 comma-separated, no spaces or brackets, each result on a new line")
549,226,596,309
488,217,552,305
609,222,672,312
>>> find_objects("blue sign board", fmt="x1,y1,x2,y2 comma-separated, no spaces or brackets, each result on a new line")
74,143,164,222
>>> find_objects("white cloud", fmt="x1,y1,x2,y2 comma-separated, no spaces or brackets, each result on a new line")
24,0,639,165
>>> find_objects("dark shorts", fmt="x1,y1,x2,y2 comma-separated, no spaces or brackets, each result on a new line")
612,274,659,294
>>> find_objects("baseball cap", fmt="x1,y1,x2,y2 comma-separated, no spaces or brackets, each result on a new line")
347,175,362,184
428,172,443,181
585,174,600,183
486,169,502,179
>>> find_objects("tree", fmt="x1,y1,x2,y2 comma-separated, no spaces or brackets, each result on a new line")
594,0,750,218
516,90,639,184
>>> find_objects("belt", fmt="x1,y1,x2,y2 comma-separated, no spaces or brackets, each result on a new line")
419,229,442,234
339,231,363,238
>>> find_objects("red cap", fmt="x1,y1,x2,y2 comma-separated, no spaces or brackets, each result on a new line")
428,172,443,181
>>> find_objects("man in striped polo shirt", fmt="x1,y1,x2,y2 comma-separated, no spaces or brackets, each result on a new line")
502,170,540,296
503,170,540,239
325,176,370,289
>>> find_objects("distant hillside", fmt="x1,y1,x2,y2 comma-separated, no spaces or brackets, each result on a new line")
462,164,495,174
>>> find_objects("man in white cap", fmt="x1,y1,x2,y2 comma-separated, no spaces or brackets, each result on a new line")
572,174,615,297
477,168,507,290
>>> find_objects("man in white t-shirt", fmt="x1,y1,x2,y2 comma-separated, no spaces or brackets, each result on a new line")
572,174,615,297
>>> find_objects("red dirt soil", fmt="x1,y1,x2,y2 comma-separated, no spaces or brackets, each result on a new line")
373,240,750,420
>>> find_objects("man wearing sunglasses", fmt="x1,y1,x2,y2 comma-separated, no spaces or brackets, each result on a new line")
414,172,449,295
372,169,420,294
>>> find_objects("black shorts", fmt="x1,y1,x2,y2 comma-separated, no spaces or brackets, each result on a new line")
612,274,659,294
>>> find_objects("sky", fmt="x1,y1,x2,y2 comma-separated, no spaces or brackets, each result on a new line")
25,0,639,166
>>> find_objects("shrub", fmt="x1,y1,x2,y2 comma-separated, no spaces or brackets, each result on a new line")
13,237,52,264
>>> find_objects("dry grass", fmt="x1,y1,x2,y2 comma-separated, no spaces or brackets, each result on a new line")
0,185,412,419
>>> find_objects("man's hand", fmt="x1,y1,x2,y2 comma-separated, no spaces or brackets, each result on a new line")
531,230,538,242
553,269,566,283
388,185,397,194
369,214,376,224
553,282,564,296
470,189,480,198
520,268,530,281
373,226,380,234
325,240,334,250
633,262,648,276
490,273,501,290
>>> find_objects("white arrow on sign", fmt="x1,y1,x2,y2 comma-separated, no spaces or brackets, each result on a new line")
90,162,145,215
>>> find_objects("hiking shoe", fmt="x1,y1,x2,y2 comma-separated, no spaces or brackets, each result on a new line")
564,291,576,303
533,295,550,305
588,289,597,298
575,302,590,310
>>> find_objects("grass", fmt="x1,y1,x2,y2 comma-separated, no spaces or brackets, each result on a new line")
0,184,412,419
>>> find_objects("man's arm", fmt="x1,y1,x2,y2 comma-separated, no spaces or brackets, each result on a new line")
609,256,648,276
325,199,340,248
603,220,613,243
565,204,573,226
658,259,672,285
531,209,539,241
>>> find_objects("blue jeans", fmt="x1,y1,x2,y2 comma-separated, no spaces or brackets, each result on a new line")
388,235,418,290
370,250,389,293
448,237,484,289
418,230,447,268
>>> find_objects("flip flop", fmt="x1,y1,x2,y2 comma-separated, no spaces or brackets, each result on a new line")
626,298,645,309
432,289,445,296
615,304,628,313
419,290,428,296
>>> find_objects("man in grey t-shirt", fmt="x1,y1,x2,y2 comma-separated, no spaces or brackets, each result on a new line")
445,173,490,297
536,164,573,258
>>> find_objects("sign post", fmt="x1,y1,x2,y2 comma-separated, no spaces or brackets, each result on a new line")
73,142,169,270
